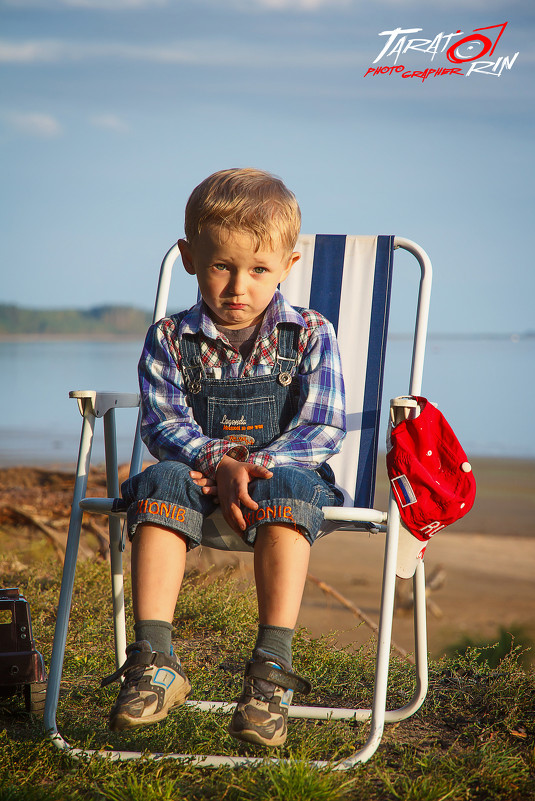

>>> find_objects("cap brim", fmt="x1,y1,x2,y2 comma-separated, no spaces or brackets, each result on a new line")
396,525,428,579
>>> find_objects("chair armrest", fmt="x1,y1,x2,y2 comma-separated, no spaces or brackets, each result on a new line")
69,390,140,418
79,497,126,517
322,507,387,524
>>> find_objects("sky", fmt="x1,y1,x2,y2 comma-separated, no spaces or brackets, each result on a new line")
1,0,534,335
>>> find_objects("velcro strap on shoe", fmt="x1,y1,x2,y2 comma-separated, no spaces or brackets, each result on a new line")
152,651,177,669
100,648,154,688
247,661,311,695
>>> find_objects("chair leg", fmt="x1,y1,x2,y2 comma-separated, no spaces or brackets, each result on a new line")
108,518,127,669
44,410,95,740
334,494,402,767
103,409,127,668
411,559,429,705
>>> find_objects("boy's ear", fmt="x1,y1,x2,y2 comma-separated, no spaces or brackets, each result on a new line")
178,238,196,275
281,251,301,283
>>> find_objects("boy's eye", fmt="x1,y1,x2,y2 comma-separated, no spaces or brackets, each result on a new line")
213,263,228,271
253,267,267,274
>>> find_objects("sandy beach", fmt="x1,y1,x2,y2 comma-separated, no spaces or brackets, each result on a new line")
1,456,534,663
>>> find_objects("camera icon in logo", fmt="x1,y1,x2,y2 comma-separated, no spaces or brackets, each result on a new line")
447,22,508,64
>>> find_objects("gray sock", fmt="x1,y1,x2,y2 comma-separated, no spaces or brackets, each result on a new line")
254,624,294,668
134,619,173,656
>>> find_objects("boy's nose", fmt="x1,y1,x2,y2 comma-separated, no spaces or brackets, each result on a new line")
227,272,246,296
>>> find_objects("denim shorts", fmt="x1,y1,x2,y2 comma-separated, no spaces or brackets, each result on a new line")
120,460,344,549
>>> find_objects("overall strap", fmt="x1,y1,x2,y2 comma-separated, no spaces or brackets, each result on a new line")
275,323,300,385
276,323,300,360
178,333,204,394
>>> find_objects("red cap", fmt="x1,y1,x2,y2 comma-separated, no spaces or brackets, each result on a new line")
387,397,476,545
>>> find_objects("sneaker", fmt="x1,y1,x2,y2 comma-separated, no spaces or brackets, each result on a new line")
228,656,311,747
101,640,191,732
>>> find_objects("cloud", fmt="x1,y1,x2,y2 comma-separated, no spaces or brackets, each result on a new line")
0,36,369,68
0,40,60,63
0,38,190,64
1,0,346,7
5,110,63,136
63,0,166,7
3,0,166,8
2,0,530,9
246,0,349,8
200,0,532,10
90,113,130,132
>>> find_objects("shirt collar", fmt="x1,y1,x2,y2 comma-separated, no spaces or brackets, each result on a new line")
259,290,306,337
180,290,306,340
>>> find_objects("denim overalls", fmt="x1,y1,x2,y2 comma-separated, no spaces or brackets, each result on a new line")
121,323,344,549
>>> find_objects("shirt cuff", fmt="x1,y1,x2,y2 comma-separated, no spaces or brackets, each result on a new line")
246,450,276,470
195,440,250,478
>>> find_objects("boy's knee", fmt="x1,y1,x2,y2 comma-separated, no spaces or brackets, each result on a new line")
122,460,201,507
250,466,320,504
255,520,308,541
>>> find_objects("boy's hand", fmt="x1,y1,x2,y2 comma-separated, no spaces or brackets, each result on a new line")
215,455,272,535
189,469,218,499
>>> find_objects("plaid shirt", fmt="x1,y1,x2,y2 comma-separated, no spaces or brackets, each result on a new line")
139,290,346,478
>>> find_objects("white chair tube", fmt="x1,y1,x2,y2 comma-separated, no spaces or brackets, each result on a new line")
103,408,127,668
393,237,432,397
127,243,180,478
152,243,179,324
44,407,95,737
412,559,429,704
129,408,145,478
333,493,402,768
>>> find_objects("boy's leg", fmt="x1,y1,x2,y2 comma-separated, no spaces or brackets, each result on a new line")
119,459,216,655
254,522,310,631
103,522,192,732
132,522,188,626
229,465,342,747
229,522,312,747
103,460,218,732
131,523,188,654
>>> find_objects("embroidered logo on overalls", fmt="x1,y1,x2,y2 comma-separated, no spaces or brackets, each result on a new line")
243,505,295,527
220,414,260,446
179,325,300,451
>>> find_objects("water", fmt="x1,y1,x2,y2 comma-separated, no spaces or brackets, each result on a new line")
0,340,142,466
0,336,533,466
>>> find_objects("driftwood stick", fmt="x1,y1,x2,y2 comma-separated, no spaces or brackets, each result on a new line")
307,572,414,665
6,505,65,564
82,519,111,561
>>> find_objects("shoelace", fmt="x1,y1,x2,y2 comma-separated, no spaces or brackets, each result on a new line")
121,663,147,688
247,662,283,702
101,646,150,688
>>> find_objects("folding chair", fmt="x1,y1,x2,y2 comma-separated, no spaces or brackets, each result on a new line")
44,234,432,769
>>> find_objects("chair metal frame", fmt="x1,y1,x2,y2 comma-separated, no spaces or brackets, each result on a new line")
44,236,432,769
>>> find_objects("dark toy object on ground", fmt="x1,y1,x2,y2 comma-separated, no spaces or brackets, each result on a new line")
0,587,47,714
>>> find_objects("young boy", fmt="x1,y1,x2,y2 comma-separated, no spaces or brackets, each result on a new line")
103,168,346,747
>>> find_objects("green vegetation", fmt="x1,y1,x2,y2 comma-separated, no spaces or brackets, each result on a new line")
445,625,534,670
0,304,152,337
1,557,534,801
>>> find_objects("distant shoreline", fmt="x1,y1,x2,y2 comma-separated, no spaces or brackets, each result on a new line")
0,333,146,342
1,332,532,343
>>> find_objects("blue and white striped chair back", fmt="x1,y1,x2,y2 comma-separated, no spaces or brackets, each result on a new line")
282,235,394,509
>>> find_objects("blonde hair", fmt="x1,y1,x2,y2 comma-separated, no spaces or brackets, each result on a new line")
184,168,301,253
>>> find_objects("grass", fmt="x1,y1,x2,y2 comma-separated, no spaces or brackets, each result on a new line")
444,626,534,670
1,555,534,801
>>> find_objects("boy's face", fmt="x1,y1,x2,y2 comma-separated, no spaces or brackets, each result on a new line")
179,227,300,329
